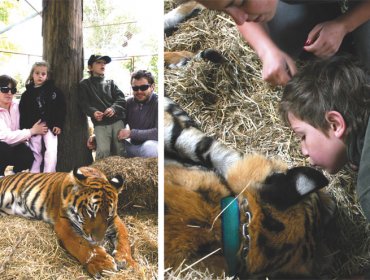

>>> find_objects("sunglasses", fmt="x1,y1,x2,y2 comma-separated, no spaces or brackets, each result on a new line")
132,84,151,91
0,87,17,94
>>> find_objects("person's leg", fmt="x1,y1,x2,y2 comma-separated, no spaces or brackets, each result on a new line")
111,121,126,157
12,143,34,173
139,140,158,158
123,140,139,158
29,135,43,173
43,130,58,172
94,125,112,160
268,1,341,59
124,140,158,158
0,141,12,175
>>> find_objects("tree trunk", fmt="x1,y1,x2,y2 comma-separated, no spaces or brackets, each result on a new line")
42,0,93,171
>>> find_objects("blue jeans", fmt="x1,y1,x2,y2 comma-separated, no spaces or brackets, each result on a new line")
123,140,158,158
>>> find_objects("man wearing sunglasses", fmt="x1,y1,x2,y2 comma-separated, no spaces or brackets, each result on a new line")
117,70,158,157
0,75,48,176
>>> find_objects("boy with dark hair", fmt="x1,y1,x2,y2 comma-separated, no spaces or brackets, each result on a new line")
79,54,126,159
279,55,370,222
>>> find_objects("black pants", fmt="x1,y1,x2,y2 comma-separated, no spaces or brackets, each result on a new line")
0,141,34,175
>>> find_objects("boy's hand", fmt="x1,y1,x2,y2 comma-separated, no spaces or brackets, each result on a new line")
104,107,115,118
53,127,62,135
94,111,104,121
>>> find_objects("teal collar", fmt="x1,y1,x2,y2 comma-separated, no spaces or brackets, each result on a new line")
221,196,241,276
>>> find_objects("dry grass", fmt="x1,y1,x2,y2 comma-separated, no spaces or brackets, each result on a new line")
91,156,158,212
164,3,370,279
0,214,157,280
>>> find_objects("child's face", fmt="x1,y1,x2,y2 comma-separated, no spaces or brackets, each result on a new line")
32,66,48,86
288,112,347,174
197,0,278,25
89,60,107,76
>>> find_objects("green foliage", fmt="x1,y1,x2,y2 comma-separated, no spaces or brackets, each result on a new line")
0,1,16,24
83,0,137,54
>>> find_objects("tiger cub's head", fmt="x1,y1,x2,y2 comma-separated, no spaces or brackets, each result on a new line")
227,155,335,278
63,166,124,244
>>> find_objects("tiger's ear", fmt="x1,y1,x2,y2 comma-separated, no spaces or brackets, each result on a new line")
73,167,87,180
260,166,329,210
110,175,124,192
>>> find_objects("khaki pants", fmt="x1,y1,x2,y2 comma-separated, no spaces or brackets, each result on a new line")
94,121,126,160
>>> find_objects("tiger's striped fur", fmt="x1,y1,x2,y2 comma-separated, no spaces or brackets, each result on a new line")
0,166,136,278
164,97,335,278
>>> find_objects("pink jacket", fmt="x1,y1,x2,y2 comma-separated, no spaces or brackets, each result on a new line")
0,100,32,146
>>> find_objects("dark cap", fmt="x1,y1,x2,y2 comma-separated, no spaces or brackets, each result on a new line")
87,55,112,66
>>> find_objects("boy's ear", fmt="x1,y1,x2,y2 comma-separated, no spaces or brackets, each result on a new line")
326,111,346,138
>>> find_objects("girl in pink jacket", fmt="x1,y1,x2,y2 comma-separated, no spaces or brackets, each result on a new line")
0,75,47,176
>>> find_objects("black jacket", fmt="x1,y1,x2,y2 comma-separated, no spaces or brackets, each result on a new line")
78,76,126,126
19,80,66,130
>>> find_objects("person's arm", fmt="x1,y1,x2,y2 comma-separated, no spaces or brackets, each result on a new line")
237,22,296,86
0,125,31,146
78,81,100,118
356,117,370,223
54,87,67,130
0,117,46,146
304,1,370,58
130,127,158,142
110,81,126,118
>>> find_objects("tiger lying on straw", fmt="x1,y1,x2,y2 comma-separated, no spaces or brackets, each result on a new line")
164,96,335,278
0,167,136,278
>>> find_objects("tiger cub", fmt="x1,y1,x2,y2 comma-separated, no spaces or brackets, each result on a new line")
0,167,136,278
164,96,335,278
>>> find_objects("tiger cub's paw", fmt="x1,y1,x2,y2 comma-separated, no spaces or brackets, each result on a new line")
86,247,117,278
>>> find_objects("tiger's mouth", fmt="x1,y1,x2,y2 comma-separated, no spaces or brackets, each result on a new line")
84,234,105,246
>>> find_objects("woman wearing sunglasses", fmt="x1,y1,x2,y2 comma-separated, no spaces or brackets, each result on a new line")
0,75,48,176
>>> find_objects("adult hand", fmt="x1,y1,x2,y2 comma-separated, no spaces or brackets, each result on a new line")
52,127,61,135
304,20,346,58
104,107,115,118
117,129,131,141
30,119,48,136
93,111,104,122
260,49,297,86
87,135,96,150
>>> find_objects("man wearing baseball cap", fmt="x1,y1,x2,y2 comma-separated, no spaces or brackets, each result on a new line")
78,54,126,159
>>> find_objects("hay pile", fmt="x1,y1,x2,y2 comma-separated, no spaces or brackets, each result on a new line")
164,3,370,279
91,156,158,212
0,214,157,280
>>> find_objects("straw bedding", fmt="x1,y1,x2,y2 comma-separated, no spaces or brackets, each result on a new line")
91,156,158,212
164,2,370,279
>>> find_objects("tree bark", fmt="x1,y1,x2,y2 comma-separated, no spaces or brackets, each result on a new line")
42,0,93,171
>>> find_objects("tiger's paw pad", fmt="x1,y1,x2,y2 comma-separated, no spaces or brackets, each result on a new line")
86,253,117,277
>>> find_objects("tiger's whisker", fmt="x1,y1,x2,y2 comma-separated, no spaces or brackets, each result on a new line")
179,248,222,274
